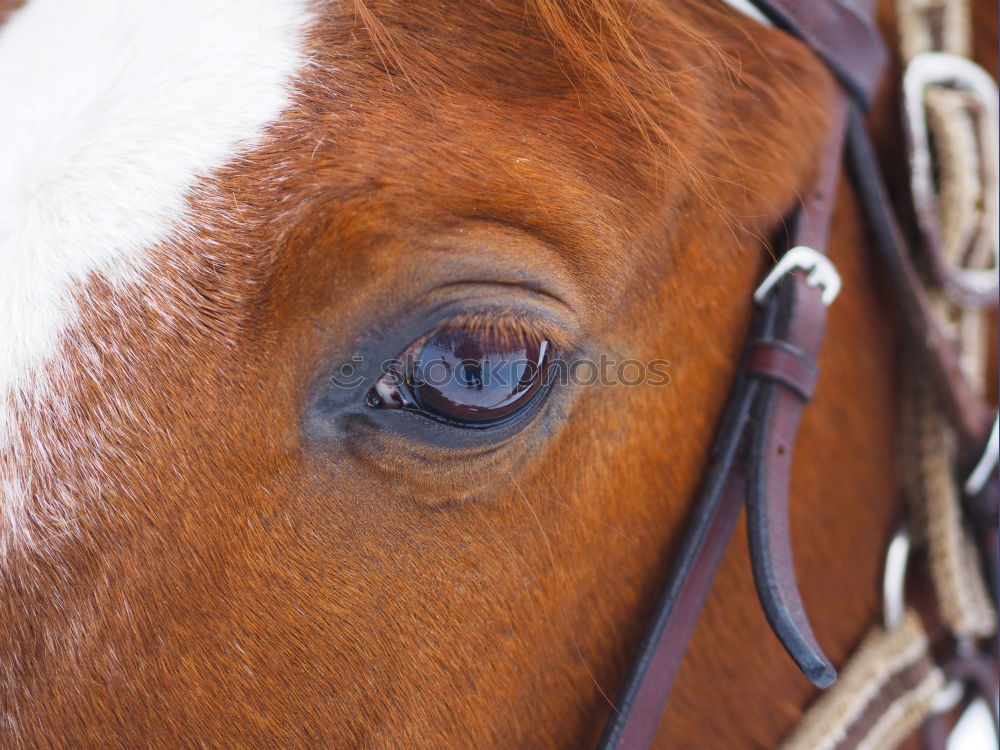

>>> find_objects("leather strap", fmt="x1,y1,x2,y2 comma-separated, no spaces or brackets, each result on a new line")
747,0,886,108
748,340,820,401
598,332,761,750
741,84,853,687
845,109,996,457
745,274,836,689
597,5,888,747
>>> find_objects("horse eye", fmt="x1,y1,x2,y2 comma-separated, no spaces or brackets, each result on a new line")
367,326,552,426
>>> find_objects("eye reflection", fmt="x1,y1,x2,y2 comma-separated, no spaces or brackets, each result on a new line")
367,324,553,426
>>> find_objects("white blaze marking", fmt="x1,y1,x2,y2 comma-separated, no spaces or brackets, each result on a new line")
0,0,310,433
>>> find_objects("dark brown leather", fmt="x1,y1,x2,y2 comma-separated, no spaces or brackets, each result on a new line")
745,274,836,688
943,654,1000,730
750,0,887,107
597,0,998,748
608,475,748,750
598,346,764,749
740,82,854,687
925,653,1000,749
747,339,820,401
845,112,996,457
597,4,885,743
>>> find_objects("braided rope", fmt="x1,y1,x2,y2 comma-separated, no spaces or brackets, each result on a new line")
780,611,943,750
787,0,997,746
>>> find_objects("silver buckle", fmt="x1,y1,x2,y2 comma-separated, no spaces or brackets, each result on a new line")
965,415,999,497
753,246,842,306
902,52,999,305
882,523,911,631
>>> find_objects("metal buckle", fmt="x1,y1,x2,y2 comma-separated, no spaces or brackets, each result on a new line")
882,522,911,631
902,52,999,305
929,678,967,715
753,246,842,306
965,414,999,497
881,524,986,721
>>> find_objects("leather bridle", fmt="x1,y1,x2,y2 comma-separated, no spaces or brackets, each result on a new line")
597,1,999,748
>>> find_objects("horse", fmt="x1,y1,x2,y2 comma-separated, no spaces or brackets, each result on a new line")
0,0,995,747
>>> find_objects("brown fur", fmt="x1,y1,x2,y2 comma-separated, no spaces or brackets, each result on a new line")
0,0,992,747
